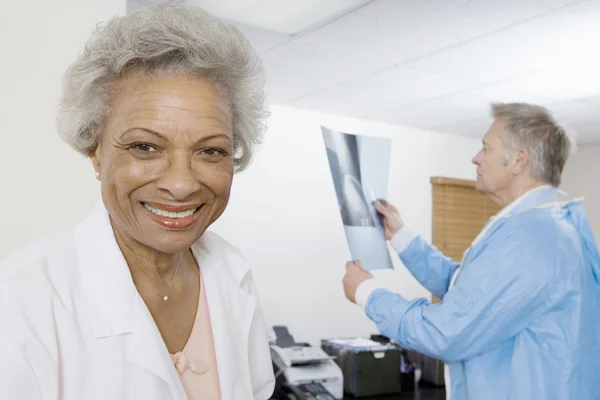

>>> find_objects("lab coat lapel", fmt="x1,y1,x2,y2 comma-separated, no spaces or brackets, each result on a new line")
76,201,186,399
76,202,136,338
126,299,187,399
192,237,256,400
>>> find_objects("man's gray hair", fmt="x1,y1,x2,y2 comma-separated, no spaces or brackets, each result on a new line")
57,4,268,172
492,102,574,187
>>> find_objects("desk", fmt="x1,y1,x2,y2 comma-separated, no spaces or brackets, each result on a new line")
342,383,445,400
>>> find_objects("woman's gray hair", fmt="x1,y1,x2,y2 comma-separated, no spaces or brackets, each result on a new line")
57,3,268,172
492,102,574,187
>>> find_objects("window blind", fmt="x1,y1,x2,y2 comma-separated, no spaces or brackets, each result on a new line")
430,177,500,302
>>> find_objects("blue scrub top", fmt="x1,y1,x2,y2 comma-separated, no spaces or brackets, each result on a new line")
365,187,600,399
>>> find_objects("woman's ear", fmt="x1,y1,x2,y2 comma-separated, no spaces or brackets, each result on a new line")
88,142,101,179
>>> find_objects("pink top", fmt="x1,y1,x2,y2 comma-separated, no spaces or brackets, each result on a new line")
170,278,222,400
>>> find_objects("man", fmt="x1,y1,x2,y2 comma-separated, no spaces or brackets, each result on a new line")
343,103,600,400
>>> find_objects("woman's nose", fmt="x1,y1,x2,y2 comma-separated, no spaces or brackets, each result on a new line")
156,155,201,200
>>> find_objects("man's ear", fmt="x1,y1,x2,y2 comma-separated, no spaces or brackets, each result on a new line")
512,148,530,175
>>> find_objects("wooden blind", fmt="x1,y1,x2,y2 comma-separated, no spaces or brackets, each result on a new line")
430,177,501,302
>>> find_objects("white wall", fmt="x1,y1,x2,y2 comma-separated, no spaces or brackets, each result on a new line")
0,0,126,259
211,105,480,345
562,144,600,246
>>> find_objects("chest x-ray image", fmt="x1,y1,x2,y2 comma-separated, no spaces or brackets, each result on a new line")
322,126,393,270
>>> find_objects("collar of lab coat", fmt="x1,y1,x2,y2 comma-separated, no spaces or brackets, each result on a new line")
470,185,559,248
493,184,558,220
75,201,255,399
453,185,561,290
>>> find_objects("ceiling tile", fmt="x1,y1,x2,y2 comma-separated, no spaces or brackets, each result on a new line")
435,118,494,140
568,122,600,144
579,94,600,107
233,23,290,54
500,61,600,101
191,0,371,34
297,0,582,64
430,100,600,144
544,101,600,129
287,66,478,117
261,40,391,104
364,85,551,130
128,0,185,13
544,101,600,144
404,1,600,83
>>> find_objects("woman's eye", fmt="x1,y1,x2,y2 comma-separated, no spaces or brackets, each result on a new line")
132,143,157,153
199,148,226,160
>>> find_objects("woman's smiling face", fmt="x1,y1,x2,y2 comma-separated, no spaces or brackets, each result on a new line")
90,73,235,254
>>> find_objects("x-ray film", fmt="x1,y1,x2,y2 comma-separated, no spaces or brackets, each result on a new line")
322,126,393,270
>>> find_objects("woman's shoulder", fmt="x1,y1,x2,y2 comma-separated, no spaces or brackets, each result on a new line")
2,227,74,269
0,229,87,381
0,228,80,307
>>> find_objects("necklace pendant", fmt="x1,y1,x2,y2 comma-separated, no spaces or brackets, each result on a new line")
163,296,169,301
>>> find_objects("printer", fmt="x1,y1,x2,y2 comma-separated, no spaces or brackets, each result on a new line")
269,326,344,399
321,336,412,397
406,349,445,386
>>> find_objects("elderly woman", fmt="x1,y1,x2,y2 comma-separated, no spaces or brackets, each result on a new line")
0,4,274,400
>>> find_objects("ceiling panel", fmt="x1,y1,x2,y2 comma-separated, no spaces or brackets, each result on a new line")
233,23,290,54
579,94,600,107
544,101,600,144
297,0,581,64
287,66,478,118
127,0,185,13
364,85,551,130
499,61,600,101
261,40,390,103
190,0,371,34
433,101,600,144
404,1,600,83
545,101,600,128
571,123,600,144
434,118,494,140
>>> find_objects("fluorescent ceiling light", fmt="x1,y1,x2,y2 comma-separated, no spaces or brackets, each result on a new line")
191,0,372,34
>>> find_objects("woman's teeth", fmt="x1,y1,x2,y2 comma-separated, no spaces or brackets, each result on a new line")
143,203,198,219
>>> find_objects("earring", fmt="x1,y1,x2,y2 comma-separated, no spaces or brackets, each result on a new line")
95,171,100,180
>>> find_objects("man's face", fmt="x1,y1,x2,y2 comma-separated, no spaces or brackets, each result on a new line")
472,120,515,196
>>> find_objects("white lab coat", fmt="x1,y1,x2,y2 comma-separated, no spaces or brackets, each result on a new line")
0,201,275,400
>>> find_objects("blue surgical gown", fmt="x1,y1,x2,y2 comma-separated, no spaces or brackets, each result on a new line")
365,189,600,399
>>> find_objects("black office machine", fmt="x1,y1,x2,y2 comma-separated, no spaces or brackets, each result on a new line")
321,337,413,397
406,350,445,386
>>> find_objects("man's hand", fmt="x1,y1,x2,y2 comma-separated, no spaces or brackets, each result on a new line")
343,260,374,304
374,199,405,240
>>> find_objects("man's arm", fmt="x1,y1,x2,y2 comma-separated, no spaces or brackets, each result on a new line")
391,228,461,299
361,218,564,363
370,200,460,300
355,229,460,308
